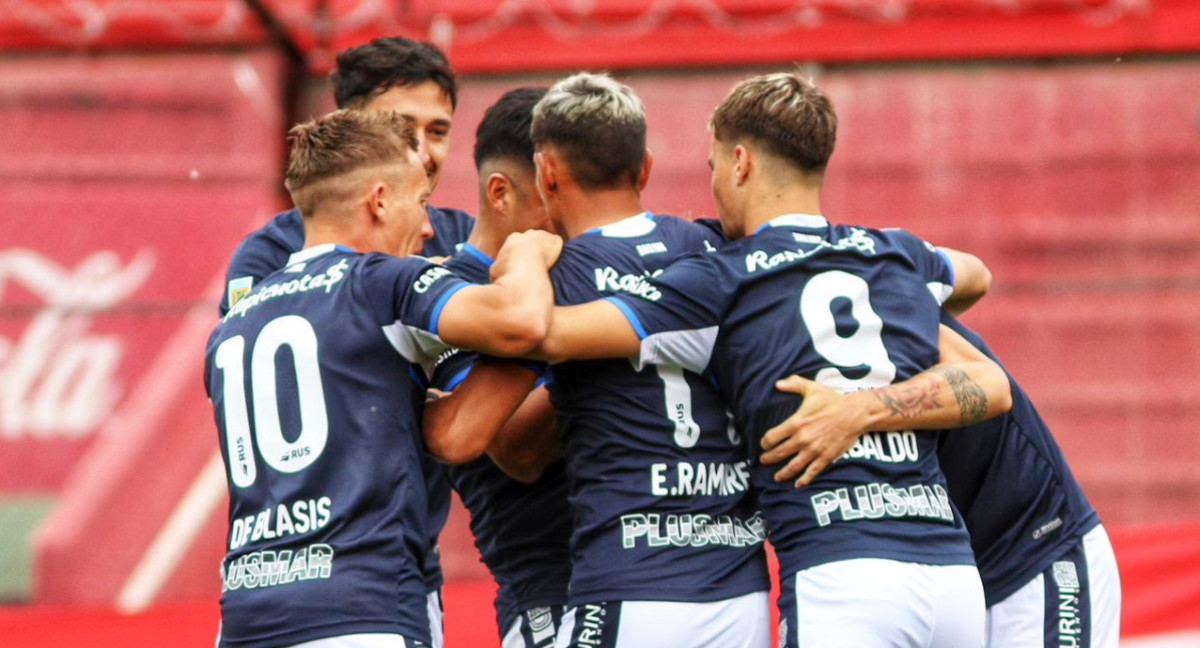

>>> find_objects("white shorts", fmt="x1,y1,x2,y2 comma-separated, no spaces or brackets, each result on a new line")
779,558,985,648
503,606,566,648
986,525,1121,648
214,591,440,648
288,634,418,648
554,590,770,648
426,589,444,648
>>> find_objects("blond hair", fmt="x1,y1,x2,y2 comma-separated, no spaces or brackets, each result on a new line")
284,110,419,216
531,72,646,190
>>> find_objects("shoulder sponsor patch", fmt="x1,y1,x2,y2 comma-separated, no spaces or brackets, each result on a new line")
227,276,254,309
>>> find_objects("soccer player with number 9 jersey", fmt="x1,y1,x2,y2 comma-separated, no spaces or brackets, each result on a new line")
536,73,1015,647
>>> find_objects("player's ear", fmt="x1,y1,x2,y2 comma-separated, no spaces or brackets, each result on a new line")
733,145,751,186
636,149,653,192
486,172,511,213
534,151,558,197
368,181,388,221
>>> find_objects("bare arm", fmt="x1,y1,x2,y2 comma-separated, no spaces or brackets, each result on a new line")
533,300,642,363
759,323,1012,487
486,385,561,483
423,358,540,465
939,246,992,316
437,231,562,358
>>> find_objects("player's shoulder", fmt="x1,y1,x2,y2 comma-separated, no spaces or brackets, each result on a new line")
247,208,304,246
860,224,936,253
427,205,476,235
650,213,724,247
443,246,491,284
423,205,475,257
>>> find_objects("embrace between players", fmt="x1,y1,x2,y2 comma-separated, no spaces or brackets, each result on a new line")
205,37,1121,648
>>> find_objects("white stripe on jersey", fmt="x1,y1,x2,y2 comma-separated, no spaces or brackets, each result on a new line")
636,326,718,374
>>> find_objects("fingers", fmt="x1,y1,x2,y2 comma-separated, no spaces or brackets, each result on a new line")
794,455,832,489
771,447,816,482
761,417,800,452
760,434,797,465
774,374,812,395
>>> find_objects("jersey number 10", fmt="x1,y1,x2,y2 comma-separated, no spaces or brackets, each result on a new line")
214,315,330,488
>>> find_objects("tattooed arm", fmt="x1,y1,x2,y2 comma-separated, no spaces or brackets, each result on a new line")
759,324,1012,487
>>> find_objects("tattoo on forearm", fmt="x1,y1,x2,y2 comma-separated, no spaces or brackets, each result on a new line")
933,367,989,424
873,378,942,421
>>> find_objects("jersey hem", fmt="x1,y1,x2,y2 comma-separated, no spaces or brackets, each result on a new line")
778,546,977,576
566,577,769,607
979,515,1101,607
218,620,429,648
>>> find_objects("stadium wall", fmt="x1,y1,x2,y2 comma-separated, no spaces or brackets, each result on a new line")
1,2,1198,643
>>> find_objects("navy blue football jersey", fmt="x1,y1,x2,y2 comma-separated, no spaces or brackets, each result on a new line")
937,314,1100,606
220,206,475,315
610,214,976,576
428,244,572,632
205,245,471,647
548,212,769,605
217,205,474,593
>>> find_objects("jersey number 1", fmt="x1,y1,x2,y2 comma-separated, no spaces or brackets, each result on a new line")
214,315,329,488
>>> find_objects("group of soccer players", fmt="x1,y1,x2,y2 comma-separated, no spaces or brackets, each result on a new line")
204,36,1122,648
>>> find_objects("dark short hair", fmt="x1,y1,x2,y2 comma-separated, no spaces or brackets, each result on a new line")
531,73,646,191
474,87,548,171
711,73,837,174
331,37,458,110
284,110,419,215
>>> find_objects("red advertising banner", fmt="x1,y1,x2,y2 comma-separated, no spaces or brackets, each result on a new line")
1,0,1198,72
0,51,287,491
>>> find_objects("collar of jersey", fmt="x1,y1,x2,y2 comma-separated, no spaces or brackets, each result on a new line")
582,211,655,238
756,213,828,234
286,243,354,266
459,242,495,267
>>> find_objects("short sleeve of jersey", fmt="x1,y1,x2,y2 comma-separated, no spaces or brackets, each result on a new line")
608,253,732,375
428,249,489,391
881,228,955,306
361,255,470,366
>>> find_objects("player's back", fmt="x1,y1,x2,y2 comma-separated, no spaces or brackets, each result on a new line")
205,245,463,647
937,314,1100,606
640,215,975,577
549,212,768,605
720,219,972,574
217,206,473,596
437,246,573,632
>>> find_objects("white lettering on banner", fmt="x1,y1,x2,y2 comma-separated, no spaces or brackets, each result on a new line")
220,543,334,591
620,511,766,549
0,248,155,439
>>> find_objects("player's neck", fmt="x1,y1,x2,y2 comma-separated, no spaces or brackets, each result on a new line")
303,214,371,253
743,186,822,236
556,188,646,240
465,208,509,259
